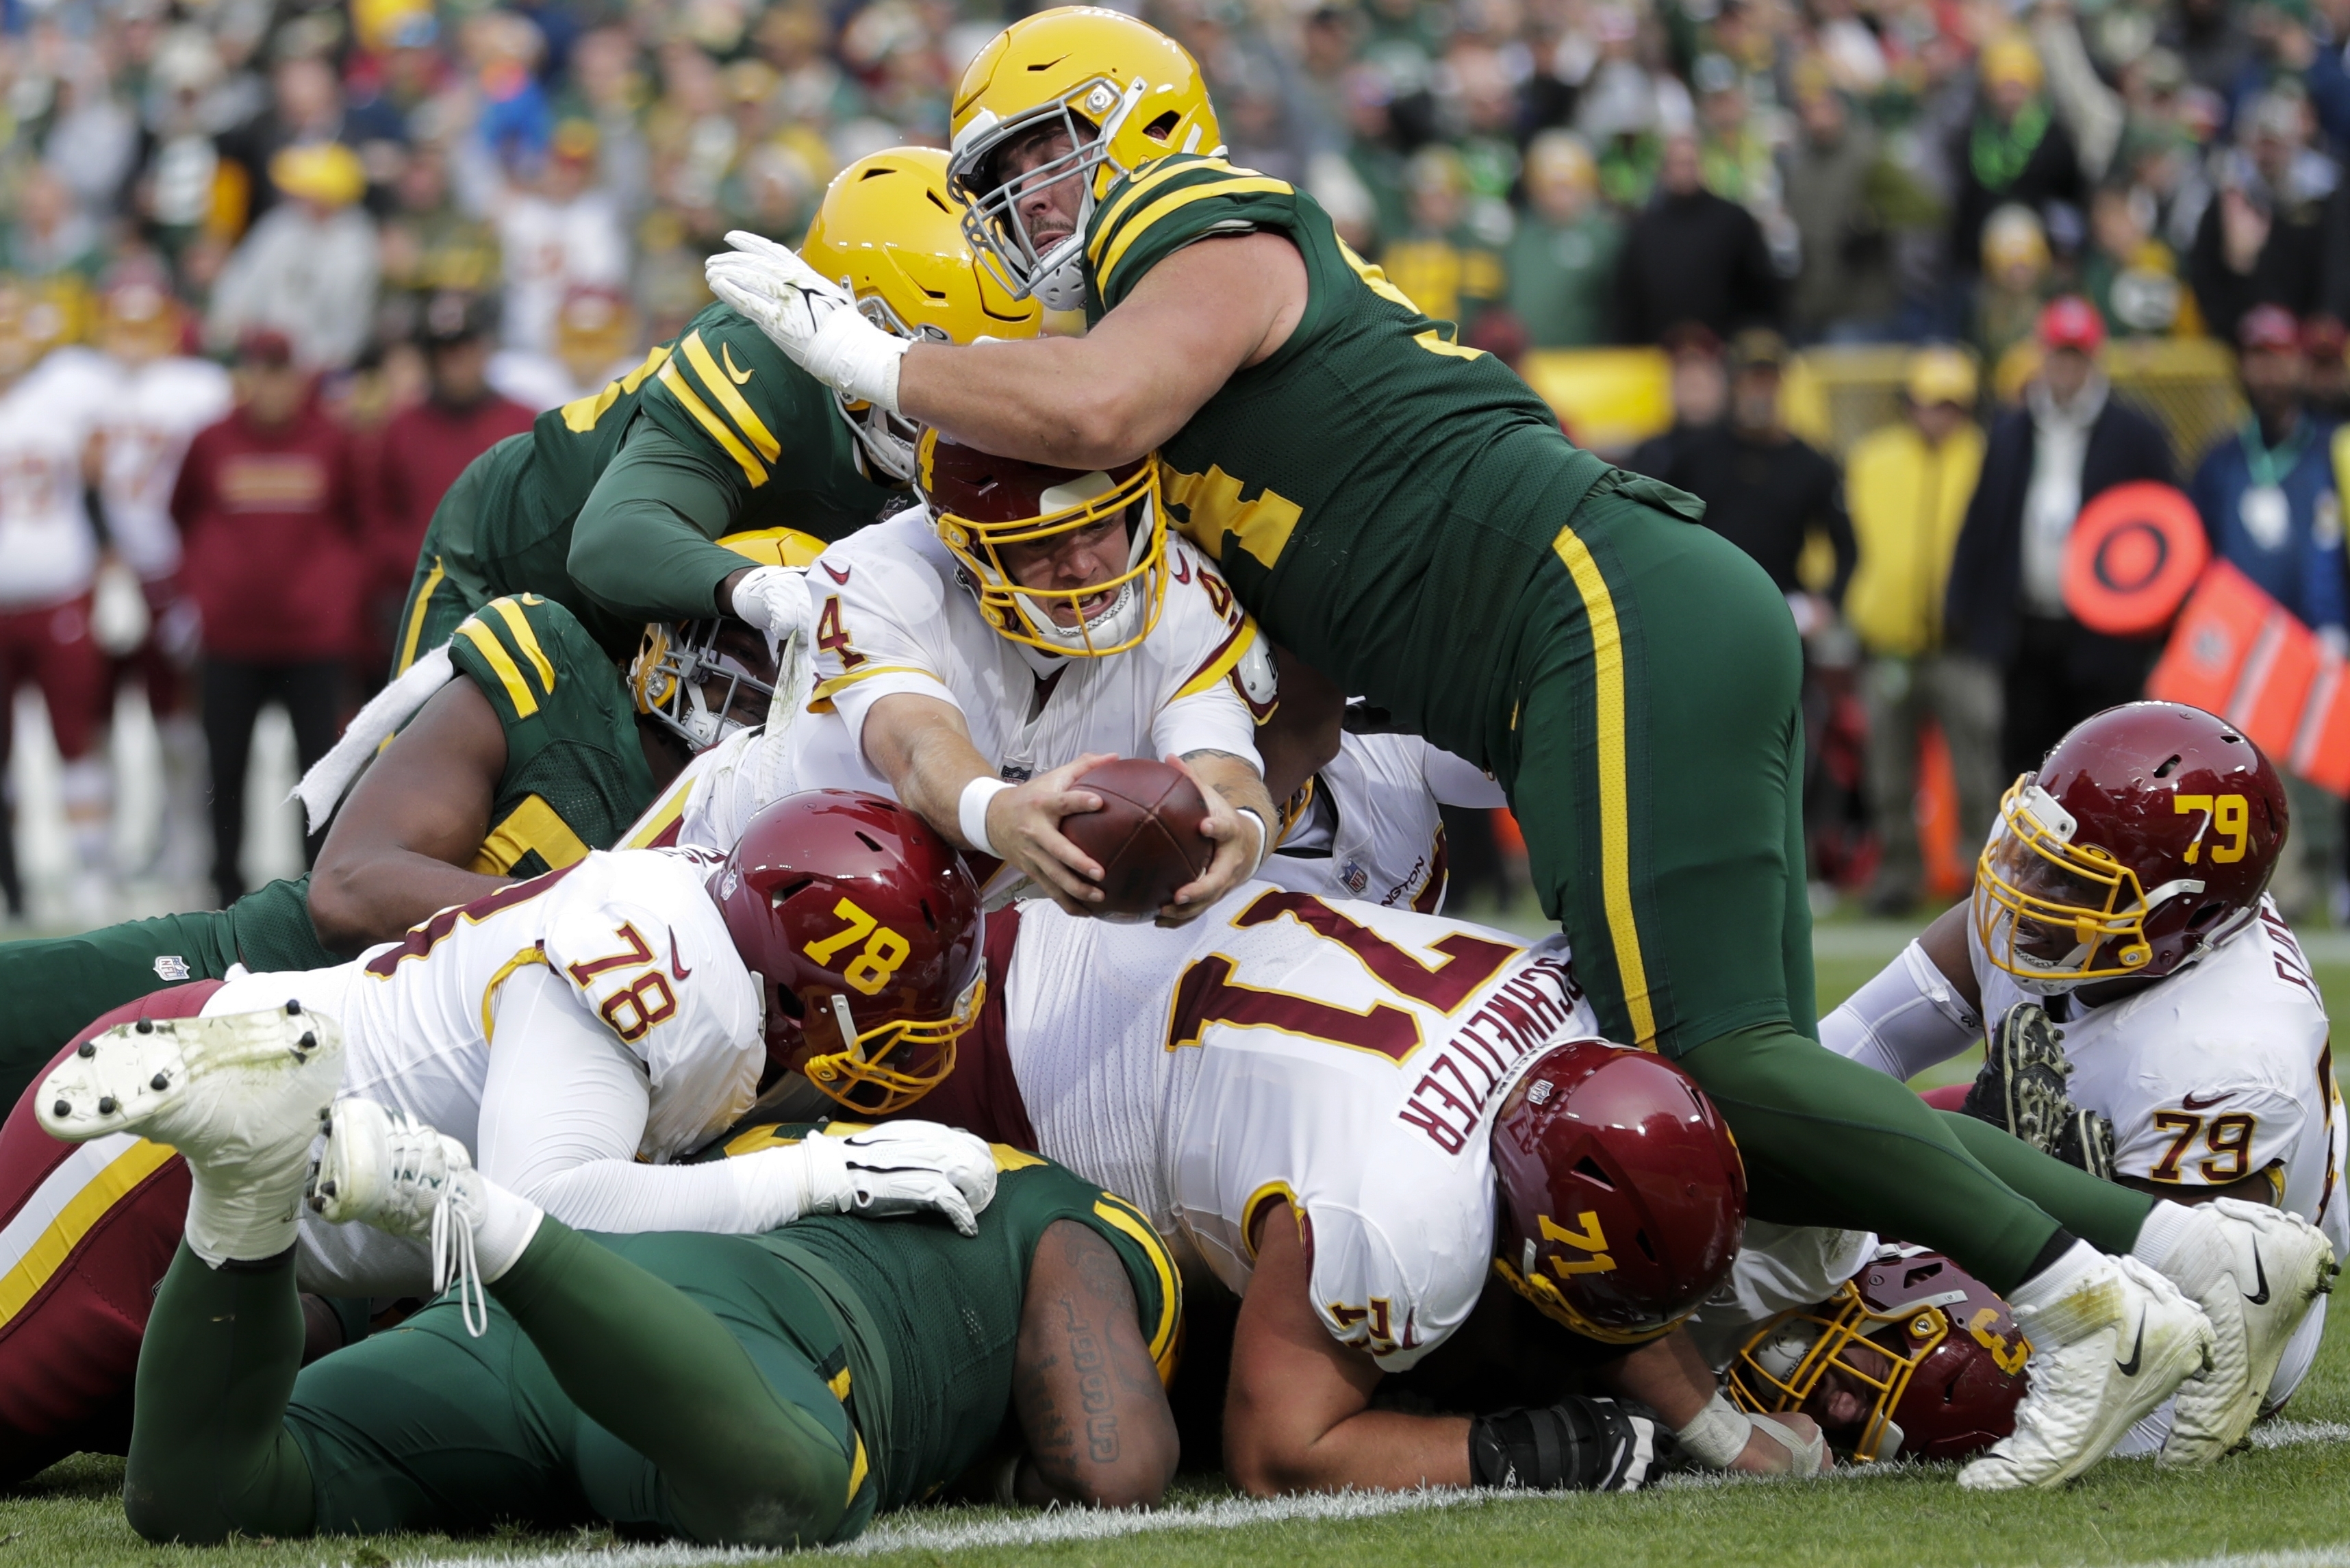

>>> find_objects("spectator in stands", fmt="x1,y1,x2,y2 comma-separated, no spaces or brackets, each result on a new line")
490,286,643,412
1946,296,2178,778
1843,347,1998,915
172,329,359,908
1613,129,1782,345
2190,305,2345,914
376,146,504,338
1782,84,1899,344
496,119,629,355
2307,315,2350,422
1639,329,1854,606
1949,35,2085,286
364,293,534,673
2189,90,2339,346
1378,146,1506,333
205,144,379,370
1501,133,1621,350
1975,205,2058,384
2084,182,2191,339
1627,322,1728,476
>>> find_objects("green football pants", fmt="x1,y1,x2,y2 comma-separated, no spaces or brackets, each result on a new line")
0,878,336,1111
1500,477,2151,1290
125,1222,870,1547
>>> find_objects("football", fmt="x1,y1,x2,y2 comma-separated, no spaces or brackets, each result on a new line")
1058,758,1215,920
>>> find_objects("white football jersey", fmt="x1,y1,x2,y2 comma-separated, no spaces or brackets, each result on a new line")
789,512,1266,892
1264,732,1504,913
0,372,96,608
32,349,231,579
1000,882,1599,1370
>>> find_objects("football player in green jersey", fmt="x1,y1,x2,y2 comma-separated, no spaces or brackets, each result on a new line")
704,8,2334,1489
390,146,1041,677
0,561,789,1109
97,1033,1178,1550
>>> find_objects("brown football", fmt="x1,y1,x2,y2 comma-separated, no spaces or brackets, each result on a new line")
1059,758,1214,921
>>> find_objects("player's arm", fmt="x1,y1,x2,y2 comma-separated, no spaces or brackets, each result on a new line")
307,677,509,953
567,417,757,625
1223,1209,1469,1494
859,693,1111,914
1009,1218,1180,1508
1817,900,1985,1080
896,233,1309,470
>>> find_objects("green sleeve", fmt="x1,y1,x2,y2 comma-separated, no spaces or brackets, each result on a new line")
566,417,748,624
1083,155,1309,316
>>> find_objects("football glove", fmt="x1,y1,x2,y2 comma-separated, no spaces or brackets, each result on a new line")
705,232,911,414
799,1120,999,1237
725,564,816,731
1467,1398,1662,1491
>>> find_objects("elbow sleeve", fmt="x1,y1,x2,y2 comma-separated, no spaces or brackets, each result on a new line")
1817,939,1983,1080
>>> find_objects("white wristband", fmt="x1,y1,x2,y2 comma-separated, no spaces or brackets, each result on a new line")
959,776,1013,857
1676,1391,1756,1469
1235,808,1269,873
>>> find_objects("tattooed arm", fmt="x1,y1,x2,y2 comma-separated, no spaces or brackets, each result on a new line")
1011,1219,1180,1508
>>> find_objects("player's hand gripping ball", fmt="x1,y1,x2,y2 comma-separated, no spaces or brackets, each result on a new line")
1059,759,1213,922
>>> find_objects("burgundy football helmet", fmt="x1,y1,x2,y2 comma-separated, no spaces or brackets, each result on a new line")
1728,1243,2030,1463
713,790,984,1114
1975,701,2286,989
1490,1040,1747,1345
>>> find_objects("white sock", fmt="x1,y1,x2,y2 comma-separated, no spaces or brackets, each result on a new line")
2005,1239,2115,1343
474,1180,545,1282
2132,1199,2226,1296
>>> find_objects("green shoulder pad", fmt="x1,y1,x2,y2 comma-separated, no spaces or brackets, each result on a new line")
637,303,852,494
1084,154,1302,315
448,593,597,727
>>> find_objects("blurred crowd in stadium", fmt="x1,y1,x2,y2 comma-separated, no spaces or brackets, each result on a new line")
0,0,2347,928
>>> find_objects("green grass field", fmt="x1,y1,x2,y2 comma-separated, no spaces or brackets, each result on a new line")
3,919,2343,1568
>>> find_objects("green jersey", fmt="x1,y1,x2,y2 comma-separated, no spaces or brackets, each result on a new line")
1082,153,1631,772
404,301,898,660
440,592,658,879
702,1122,1181,1510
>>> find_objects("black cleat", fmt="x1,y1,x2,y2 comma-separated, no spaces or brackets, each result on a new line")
1962,1001,2076,1154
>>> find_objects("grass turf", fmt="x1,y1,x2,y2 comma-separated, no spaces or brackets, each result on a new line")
1,930,2341,1567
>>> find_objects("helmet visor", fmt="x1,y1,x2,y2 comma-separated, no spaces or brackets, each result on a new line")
1973,778,2157,982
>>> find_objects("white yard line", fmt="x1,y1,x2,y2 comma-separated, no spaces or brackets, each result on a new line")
375,1421,2350,1568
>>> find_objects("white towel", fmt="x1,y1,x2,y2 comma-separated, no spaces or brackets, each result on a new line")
289,645,455,834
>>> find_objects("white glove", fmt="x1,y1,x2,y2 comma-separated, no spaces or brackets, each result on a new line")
728,564,815,731
798,1120,999,1236
706,232,913,413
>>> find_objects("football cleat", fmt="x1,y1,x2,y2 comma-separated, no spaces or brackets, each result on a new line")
2051,1107,2117,1180
1959,1254,2212,1491
310,1097,490,1335
36,1004,343,1265
1962,1001,2075,1153
2156,1198,2336,1468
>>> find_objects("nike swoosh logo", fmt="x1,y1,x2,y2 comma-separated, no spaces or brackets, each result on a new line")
2245,1248,2269,1306
669,928,693,982
2116,1316,2145,1378
720,342,754,385
2182,1090,2236,1110
822,562,851,585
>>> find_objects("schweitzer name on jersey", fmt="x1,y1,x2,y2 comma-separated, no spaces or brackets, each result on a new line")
1398,954,1585,1154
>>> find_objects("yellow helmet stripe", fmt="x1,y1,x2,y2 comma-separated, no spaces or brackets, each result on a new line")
657,360,768,486
1098,177,1294,289
1086,155,1245,269
679,331,782,464
455,618,540,718
483,598,556,696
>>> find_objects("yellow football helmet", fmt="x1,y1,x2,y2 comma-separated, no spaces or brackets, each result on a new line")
799,146,1043,481
946,8,1222,309
631,529,823,748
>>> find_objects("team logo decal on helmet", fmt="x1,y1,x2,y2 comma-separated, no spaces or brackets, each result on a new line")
1975,701,2286,991
1489,1039,1747,1345
916,427,1167,659
1728,1244,2030,1463
945,8,1223,309
630,530,818,748
713,790,985,1114
799,146,1043,481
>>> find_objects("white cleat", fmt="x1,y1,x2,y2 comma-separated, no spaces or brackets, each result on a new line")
309,1098,492,1335
36,1002,341,1163
1959,1255,2213,1491
2158,1199,2337,1468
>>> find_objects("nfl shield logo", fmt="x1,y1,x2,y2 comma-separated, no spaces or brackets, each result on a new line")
1340,861,1369,895
153,955,191,982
